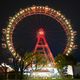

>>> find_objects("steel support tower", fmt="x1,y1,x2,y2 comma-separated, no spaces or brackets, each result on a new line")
34,28,54,63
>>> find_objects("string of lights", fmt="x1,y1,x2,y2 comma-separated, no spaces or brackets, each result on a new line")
4,6,76,61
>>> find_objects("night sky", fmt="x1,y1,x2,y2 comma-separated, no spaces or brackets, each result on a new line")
0,0,80,62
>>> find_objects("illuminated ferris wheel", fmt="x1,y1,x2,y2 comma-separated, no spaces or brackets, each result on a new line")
2,6,76,61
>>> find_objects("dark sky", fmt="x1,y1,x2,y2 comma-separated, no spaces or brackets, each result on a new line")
0,0,80,62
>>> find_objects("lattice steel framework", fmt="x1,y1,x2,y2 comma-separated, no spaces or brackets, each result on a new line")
34,28,54,62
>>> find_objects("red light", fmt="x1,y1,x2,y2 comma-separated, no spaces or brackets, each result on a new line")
38,28,44,35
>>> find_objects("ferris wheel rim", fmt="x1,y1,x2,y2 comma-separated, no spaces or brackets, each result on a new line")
6,6,75,59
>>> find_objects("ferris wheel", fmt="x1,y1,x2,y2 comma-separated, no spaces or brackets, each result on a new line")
2,6,76,61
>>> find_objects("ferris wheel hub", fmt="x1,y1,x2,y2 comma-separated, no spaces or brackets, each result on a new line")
38,28,45,36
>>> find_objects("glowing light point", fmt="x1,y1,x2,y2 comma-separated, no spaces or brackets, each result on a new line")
38,28,45,36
